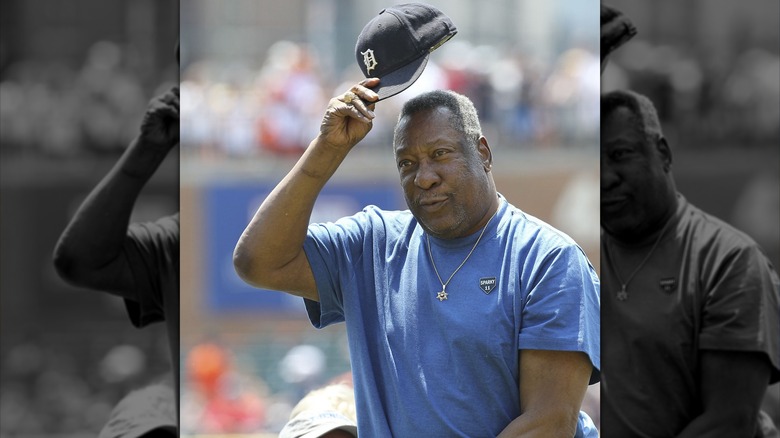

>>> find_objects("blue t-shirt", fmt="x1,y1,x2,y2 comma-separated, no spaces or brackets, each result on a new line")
303,196,600,437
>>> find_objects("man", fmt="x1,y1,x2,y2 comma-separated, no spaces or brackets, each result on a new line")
52,80,180,435
600,89,780,437
233,78,600,437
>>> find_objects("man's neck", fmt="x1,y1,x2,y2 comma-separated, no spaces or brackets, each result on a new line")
610,194,680,248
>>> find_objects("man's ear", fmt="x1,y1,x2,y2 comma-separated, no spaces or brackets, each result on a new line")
478,136,493,171
657,136,673,171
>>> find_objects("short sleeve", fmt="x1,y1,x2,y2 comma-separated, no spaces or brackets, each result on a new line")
302,211,370,329
518,243,601,383
699,243,780,381
123,213,179,328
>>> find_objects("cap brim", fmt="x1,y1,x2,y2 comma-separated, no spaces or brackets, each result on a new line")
300,424,358,438
372,55,429,101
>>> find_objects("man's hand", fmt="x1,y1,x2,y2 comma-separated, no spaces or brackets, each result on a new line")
601,4,637,72
139,86,180,150
318,78,379,152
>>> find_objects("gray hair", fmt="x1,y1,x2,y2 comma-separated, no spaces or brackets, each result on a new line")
601,89,663,142
393,90,482,146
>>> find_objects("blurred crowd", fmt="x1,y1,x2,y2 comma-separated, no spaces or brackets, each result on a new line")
603,41,780,149
6,36,772,160
8,36,772,161
180,328,352,435
0,40,177,158
178,331,603,435
179,39,601,159
0,324,170,436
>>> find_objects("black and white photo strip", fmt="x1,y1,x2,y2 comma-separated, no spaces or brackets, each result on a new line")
180,1,600,436
1,1,180,436
1,1,778,437
601,0,779,437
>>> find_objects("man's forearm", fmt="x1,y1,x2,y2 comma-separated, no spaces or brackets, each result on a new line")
676,412,757,438
676,351,772,438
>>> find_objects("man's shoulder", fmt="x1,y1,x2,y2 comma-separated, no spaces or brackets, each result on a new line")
314,205,415,241
682,200,763,254
502,201,580,250
352,205,415,228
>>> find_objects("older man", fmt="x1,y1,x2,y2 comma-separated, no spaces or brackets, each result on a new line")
234,79,600,437
600,89,780,437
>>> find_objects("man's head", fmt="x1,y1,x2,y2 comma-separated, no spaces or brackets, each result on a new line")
601,89,677,243
393,90,497,239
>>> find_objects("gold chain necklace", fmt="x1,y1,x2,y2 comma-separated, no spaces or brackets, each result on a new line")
606,216,673,301
425,210,497,302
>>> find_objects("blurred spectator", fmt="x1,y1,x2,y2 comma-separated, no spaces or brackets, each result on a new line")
179,331,352,435
0,325,169,436
604,41,780,149
180,40,601,159
279,383,357,438
257,42,327,156
182,338,267,433
279,344,327,400
0,40,176,158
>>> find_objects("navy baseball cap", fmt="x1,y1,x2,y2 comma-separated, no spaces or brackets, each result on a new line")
355,3,457,101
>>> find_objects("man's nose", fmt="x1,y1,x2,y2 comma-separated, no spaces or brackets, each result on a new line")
600,160,620,192
414,159,441,190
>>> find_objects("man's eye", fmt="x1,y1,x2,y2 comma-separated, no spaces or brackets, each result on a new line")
610,149,630,160
398,160,412,168
434,149,448,157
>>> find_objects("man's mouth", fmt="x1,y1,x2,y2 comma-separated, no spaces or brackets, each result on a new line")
418,196,449,211
601,194,628,210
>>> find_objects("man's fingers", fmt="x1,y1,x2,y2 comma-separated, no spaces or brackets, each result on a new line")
333,100,372,123
335,91,375,123
150,99,179,116
359,77,381,90
352,83,379,103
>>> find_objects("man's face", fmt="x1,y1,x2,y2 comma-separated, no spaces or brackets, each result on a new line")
601,107,674,241
394,107,493,239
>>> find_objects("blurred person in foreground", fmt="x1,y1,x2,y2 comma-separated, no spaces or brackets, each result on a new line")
233,76,600,436
52,43,181,436
600,89,780,437
279,383,357,438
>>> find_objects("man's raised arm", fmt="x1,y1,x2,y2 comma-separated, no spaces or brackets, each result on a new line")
52,87,179,299
233,78,379,301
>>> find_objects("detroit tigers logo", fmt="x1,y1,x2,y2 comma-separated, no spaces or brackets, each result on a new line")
361,49,378,74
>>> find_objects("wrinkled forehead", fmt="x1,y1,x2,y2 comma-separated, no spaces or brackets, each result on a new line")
602,106,643,137
394,107,461,146
601,107,649,149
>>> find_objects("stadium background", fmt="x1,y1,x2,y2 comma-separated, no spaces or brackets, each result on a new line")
0,0,777,436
